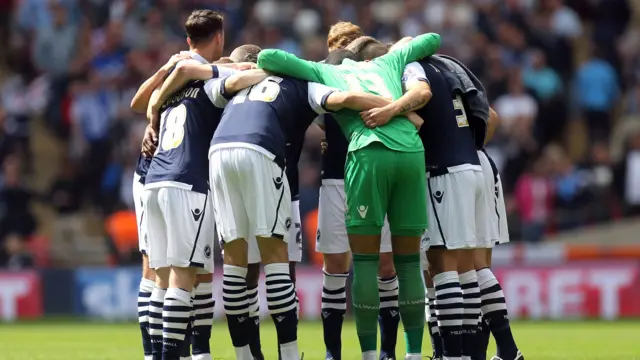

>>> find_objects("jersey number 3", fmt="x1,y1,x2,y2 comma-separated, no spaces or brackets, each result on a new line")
159,104,187,151
452,95,469,128
233,77,282,104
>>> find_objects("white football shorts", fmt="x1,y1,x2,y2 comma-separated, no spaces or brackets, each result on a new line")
316,179,392,254
478,150,510,245
224,200,302,264
144,187,214,274
132,172,148,254
209,146,291,244
423,166,491,250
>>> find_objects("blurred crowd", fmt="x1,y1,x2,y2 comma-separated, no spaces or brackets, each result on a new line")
1,0,640,267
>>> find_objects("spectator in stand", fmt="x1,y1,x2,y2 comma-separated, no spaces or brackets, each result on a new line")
545,0,583,39
32,1,78,76
575,47,620,143
1,233,34,270
551,146,590,229
494,73,539,185
523,50,563,103
0,154,36,241
91,21,128,82
581,142,616,222
0,0,12,64
0,108,17,167
614,131,640,216
69,71,118,210
523,49,565,145
514,154,555,242
48,157,83,261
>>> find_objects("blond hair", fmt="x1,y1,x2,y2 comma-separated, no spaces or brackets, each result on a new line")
327,21,364,51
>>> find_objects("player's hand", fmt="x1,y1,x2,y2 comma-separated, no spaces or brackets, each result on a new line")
321,138,328,154
141,124,158,158
360,106,394,128
161,53,191,73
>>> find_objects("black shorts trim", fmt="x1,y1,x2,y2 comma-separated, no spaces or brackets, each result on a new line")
427,177,447,245
269,167,286,236
188,192,209,262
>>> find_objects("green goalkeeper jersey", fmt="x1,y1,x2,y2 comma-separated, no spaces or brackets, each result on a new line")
256,33,441,153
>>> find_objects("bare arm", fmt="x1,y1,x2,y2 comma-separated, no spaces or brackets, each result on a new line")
360,81,432,128
383,81,432,115
130,53,192,113
223,69,270,94
485,107,500,145
324,91,392,112
130,69,170,114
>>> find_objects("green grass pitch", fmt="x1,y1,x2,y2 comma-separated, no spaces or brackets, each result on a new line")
0,320,639,359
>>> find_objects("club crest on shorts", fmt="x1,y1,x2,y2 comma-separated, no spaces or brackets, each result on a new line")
316,229,321,241
204,244,212,259
421,233,430,247
285,217,292,230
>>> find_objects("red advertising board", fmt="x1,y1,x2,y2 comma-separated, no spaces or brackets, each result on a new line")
0,272,43,320
493,261,640,320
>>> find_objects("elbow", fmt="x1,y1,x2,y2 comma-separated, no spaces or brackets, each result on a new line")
174,62,189,76
419,88,432,106
130,97,145,114
225,77,240,93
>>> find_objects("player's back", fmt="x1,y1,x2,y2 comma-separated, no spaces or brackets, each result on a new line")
324,60,424,154
146,79,222,194
212,76,321,169
411,60,480,171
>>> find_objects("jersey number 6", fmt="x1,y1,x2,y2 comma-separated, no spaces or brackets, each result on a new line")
233,76,282,104
159,104,187,151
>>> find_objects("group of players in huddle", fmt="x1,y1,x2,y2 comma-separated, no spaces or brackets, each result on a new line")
128,8,524,360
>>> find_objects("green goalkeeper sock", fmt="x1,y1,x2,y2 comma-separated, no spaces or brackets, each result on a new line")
351,253,381,353
394,253,426,354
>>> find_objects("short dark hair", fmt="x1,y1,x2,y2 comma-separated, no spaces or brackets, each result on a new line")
229,44,262,63
184,10,224,45
347,36,387,61
324,49,358,65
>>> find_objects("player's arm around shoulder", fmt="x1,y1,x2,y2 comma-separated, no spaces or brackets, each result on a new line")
204,69,271,108
130,53,192,113
307,82,391,114
257,49,324,83
361,62,431,129
375,32,441,74
147,59,211,114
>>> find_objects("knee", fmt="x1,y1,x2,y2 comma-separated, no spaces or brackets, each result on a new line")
323,252,350,274
246,263,260,288
474,248,490,270
456,250,476,273
377,253,396,278
194,273,213,288
142,267,156,282
426,248,457,275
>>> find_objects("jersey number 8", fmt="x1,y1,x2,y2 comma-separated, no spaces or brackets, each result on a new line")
452,95,469,128
233,77,282,104
159,104,187,151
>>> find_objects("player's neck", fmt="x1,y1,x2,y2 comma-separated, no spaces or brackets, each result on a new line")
189,47,214,63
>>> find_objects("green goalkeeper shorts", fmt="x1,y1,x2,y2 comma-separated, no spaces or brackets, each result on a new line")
344,142,428,236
